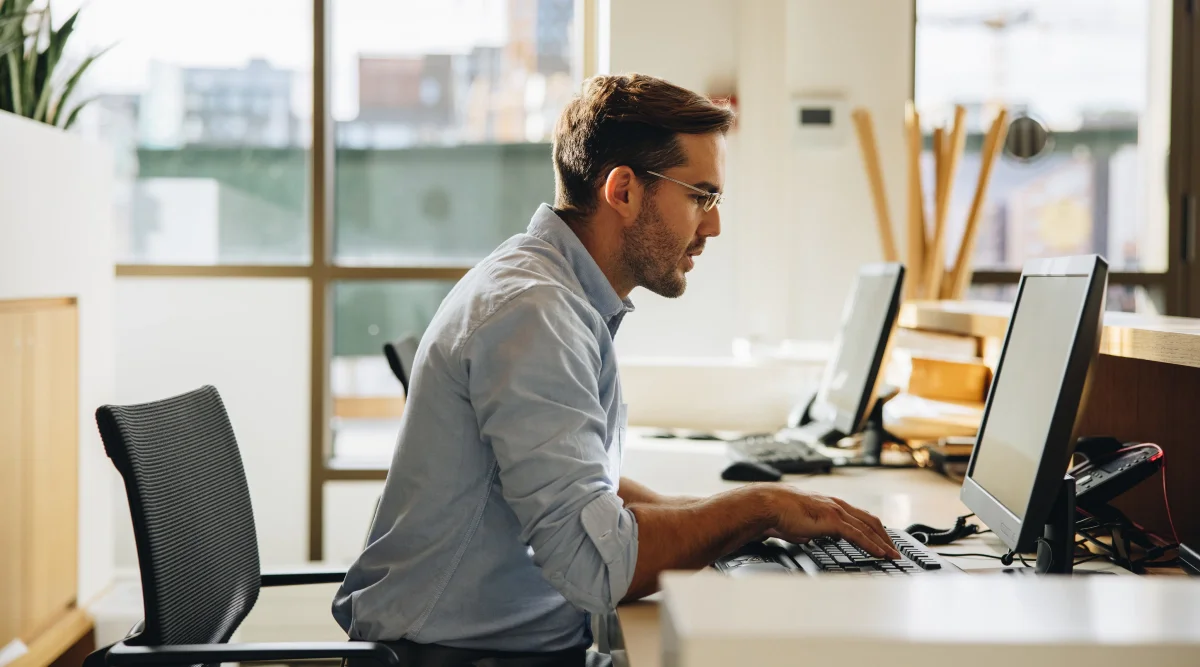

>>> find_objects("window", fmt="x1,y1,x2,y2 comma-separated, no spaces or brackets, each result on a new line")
65,0,312,265
331,0,576,266
331,280,457,466
326,0,582,466
915,0,1172,275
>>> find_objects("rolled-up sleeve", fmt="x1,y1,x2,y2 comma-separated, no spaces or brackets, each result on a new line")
462,285,638,614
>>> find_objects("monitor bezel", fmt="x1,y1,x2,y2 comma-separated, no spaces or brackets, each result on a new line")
823,262,906,436
960,254,1108,552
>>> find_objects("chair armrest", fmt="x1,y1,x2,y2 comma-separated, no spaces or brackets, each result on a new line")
260,568,347,586
107,640,399,666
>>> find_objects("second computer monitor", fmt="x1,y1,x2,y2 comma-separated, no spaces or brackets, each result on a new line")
961,255,1108,552
813,263,905,437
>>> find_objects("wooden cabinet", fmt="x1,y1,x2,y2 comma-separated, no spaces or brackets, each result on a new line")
0,298,78,648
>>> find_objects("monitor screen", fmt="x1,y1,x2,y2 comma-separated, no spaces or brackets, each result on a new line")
817,267,901,434
967,275,1091,519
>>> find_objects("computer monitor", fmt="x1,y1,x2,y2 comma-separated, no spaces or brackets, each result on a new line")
961,255,1108,554
810,263,906,437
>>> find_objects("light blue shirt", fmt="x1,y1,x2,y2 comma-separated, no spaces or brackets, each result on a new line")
332,205,639,652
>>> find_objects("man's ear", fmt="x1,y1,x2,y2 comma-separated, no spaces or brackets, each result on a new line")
602,166,641,224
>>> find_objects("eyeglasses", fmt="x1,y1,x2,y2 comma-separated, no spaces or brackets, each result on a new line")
645,170,724,212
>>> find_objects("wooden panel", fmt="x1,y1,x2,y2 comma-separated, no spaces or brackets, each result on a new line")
9,609,92,667
21,305,78,640
333,395,405,419
0,311,26,646
1076,354,1200,545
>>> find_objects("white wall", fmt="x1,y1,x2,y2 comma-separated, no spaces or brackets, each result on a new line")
605,0,741,358
782,0,913,340
605,0,913,351
113,278,311,567
0,111,117,605
602,0,913,428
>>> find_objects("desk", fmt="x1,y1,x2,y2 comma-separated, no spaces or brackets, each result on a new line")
616,433,1128,667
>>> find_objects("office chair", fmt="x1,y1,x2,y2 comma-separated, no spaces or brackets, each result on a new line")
383,335,419,392
84,385,400,667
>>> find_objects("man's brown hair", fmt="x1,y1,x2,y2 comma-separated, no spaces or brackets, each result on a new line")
552,73,735,224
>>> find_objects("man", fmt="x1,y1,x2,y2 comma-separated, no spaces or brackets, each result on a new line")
333,74,899,665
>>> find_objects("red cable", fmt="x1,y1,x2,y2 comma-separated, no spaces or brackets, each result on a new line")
1072,442,1179,547
1160,451,1181,546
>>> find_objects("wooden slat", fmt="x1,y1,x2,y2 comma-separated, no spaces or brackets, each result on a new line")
900,301,1200,370
946,110,1010,298
903,103,926,299
0,298,75,313
22,306,79,640
924,106,967,299
332,396,405,419
0,310,26,646
10,609,92,667
850,108,899,262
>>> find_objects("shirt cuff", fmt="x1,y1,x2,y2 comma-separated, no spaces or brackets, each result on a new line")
580,492,639,605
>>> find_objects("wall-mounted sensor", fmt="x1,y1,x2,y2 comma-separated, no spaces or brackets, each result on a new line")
790,95,848,148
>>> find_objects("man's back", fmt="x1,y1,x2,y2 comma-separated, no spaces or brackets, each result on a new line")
332,206,638,652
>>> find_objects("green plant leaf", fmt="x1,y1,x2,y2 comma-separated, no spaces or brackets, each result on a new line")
31,7,72,121
48,9,76,68
21,7,45,116
48,43,110,126
59,94,95,130
0,51,10,112
0,14,24,57
6,50,21,113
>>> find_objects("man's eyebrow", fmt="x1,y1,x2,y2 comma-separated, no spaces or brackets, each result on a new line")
694,181,721,193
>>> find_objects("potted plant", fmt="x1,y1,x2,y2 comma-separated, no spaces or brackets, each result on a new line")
0,0,109,129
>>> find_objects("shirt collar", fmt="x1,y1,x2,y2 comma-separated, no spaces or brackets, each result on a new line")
527,204,634,323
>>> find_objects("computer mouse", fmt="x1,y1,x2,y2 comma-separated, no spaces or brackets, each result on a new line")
721,460,783,482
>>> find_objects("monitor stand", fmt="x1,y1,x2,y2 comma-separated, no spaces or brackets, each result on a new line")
857,390,903,465
1004,475,1077,575
833,390,915,468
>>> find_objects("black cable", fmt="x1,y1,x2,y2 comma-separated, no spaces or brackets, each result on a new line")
1076,530,1116,557
936,552,1008,560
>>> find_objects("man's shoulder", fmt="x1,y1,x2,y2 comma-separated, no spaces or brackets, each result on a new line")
439,235,598,351
482,232,586,294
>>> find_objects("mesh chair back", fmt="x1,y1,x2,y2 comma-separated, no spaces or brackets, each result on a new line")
96,386,260,649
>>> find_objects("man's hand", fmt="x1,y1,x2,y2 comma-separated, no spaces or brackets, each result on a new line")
762,485,900,559
624,483,899,601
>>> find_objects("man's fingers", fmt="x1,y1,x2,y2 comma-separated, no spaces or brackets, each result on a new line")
830,520,893,559
833,510,896,558
833,499,896,556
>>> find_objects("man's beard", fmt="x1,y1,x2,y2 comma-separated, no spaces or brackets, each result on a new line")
621,198,697,299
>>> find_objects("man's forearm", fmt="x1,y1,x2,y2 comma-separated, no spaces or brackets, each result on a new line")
622,485,774,601
619,477,701,507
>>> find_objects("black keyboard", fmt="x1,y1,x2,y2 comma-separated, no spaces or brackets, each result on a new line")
726,434,835,474
712,528,960,576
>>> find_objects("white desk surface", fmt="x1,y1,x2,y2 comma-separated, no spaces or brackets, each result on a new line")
616,432,1131,667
